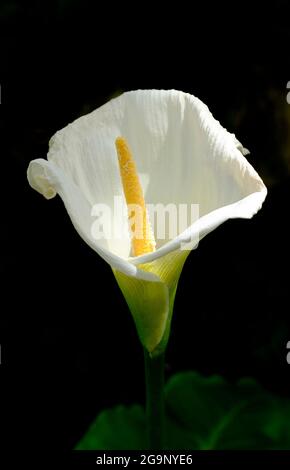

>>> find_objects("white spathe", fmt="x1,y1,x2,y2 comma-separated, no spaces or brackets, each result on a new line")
27,90,267,355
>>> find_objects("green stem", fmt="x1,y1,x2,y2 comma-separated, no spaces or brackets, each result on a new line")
144,350,165,450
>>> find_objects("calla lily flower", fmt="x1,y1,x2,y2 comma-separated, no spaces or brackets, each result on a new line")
27,90,267,356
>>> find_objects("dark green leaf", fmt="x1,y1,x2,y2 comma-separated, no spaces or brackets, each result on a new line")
165,372,289,449
75,405,146,450
76,372,290,450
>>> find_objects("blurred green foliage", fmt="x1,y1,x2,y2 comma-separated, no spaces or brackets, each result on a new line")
76,372,290,450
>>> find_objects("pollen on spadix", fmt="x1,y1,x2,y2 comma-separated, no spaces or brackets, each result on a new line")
115,136,156,257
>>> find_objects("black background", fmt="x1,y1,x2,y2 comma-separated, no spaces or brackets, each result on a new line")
1,0,290,458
